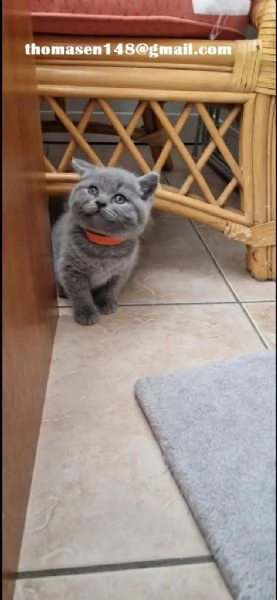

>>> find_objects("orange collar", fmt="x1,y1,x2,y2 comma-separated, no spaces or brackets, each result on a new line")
85,229,127,246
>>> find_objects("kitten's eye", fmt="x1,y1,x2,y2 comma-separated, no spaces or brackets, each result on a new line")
113,194,127,204
88,185,99,196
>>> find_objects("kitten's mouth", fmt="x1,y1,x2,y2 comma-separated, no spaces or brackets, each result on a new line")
94,205,109,217
92,204,103,214
93,206,111,220
84,203,104,216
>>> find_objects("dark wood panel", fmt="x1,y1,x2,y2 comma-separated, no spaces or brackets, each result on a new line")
3,1,58,598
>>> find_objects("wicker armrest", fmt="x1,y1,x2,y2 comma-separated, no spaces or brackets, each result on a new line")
251,0,276,95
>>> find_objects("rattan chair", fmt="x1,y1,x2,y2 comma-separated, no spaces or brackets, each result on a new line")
32,0,276,280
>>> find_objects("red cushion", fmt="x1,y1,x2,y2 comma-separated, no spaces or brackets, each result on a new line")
31,0,251,40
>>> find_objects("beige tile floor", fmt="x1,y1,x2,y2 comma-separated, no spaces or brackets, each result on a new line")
15,146,275,599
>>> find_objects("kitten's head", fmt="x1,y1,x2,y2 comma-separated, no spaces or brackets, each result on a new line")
69,159,159,238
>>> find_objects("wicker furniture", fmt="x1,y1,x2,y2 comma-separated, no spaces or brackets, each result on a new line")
32,0,275,280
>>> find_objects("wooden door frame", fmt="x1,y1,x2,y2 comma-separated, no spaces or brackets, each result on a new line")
3,1,58,597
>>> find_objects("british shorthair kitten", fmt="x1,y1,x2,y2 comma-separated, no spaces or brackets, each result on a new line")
52,159,159,325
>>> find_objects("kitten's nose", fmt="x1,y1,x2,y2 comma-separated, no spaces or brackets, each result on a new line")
95,199,107,209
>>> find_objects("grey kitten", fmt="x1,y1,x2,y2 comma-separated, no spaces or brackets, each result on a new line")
52,159,159,325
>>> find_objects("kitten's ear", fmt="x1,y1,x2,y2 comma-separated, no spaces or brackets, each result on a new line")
72,158,96,177
138,172,160,201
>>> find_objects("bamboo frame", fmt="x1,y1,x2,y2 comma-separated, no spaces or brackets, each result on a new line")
58,98,97,171
36,0,275,280
142,102,173,171
108,101,147,167
180,105,241,195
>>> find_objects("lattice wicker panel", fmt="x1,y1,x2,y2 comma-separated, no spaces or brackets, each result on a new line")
42,97,242,210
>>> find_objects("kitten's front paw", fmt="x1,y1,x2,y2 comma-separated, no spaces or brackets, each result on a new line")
73,304,99,326
97,298,118,315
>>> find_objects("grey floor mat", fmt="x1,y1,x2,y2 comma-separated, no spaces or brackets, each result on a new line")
135,350,276,600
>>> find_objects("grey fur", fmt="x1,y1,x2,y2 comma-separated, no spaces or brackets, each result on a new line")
52,160,159,325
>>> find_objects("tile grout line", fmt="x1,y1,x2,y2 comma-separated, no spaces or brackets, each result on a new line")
57,299,276,309
241,303,271,349
235,299,276,303
58,300,238,309
15,556,214,580
190,222,270,349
